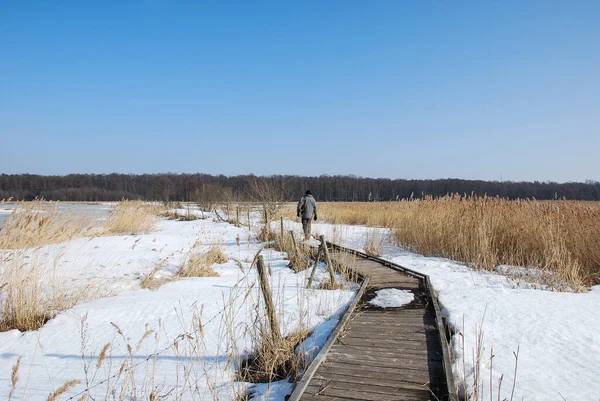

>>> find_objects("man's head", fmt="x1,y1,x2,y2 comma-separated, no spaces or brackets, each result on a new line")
305,190,312,195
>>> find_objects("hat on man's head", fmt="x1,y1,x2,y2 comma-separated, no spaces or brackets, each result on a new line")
305,190,312,195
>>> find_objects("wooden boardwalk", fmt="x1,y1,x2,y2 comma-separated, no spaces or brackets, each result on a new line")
295,248,452,401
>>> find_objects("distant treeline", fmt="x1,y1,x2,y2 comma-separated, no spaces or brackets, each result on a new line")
1,173,599,202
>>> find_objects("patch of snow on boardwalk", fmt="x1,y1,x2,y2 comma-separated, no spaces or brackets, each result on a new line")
369,288,413,308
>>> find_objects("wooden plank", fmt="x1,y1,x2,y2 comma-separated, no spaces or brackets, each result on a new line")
361,276,419,282
330,343,434,357
335,336,437,348
304,382,435,401
366,275,409,280
341,325,431,336
318,360,438,377
316,363,445,384
337,335,432,348
350,317,438,326
311,374,434,392
331,344,438,358
364,279,420,285
325,352,442,368
363,277,417,283
319,359,434,377
300,390,435,401
343,326,430,338
359,308,429,315
361,270,419,279
346,323,436,333
350,316,429,324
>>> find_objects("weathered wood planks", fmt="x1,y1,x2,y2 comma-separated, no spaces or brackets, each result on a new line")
295,249,451,401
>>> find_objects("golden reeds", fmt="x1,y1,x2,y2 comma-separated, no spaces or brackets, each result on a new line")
104,201,156,235
237,329,310,383
285,197,600,288
178,243,226,278
46,379,81,401
0,200,91,249
0,249,94,332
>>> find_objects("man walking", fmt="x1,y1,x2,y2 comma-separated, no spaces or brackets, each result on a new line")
297,190,317,240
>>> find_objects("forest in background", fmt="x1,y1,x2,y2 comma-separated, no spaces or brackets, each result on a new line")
1,173,599,202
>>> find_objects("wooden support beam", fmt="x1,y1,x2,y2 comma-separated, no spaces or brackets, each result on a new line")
256,255,280,341
319,235,336,285
307,245,323,289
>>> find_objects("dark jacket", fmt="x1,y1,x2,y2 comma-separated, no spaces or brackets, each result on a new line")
297,194,317,219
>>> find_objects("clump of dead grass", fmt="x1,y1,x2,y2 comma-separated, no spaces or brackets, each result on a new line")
0,200,91,249
287,246,314,273
159,205,199,221
256,225,278,243
140,259,174,290
237,329,310,383
178,243,226,277
317,280,346,290
104,201,156,235
364,229,383,257
269,228,315,272
1,251,56,331
0,250,92,332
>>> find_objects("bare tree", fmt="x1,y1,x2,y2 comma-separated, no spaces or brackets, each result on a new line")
246,178,285,236
192,184,233,218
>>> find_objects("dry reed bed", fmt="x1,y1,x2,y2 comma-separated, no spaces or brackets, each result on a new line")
0,249,95,332
0,201,96,332
104,201,156,235
0,200,156,332
285,198,600,288
0,200,92,249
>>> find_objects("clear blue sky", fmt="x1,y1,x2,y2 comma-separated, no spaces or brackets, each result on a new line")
1,1,599,182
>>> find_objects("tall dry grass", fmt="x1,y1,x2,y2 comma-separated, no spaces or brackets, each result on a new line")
0,200,92,249
286,198,600,288
177,242,226,278
104,201,156,235
0,201,98,332
0,250,93,332
237,329,310,383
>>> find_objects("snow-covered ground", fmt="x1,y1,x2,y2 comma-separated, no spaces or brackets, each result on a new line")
283,220,600,401
3,205,600,401
0,208,356,401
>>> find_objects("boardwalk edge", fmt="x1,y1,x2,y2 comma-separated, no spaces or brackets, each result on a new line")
287,275,370,401
325,242,459,401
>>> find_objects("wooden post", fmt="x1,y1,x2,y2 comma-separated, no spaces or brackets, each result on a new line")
264,206,270,240
280,217,285,248
307,246,323,289
319,235,336,285
289,230,298,255
256,255,281,341
236,205,240,226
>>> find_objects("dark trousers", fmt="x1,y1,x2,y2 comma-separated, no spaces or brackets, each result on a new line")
301,218,312,240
